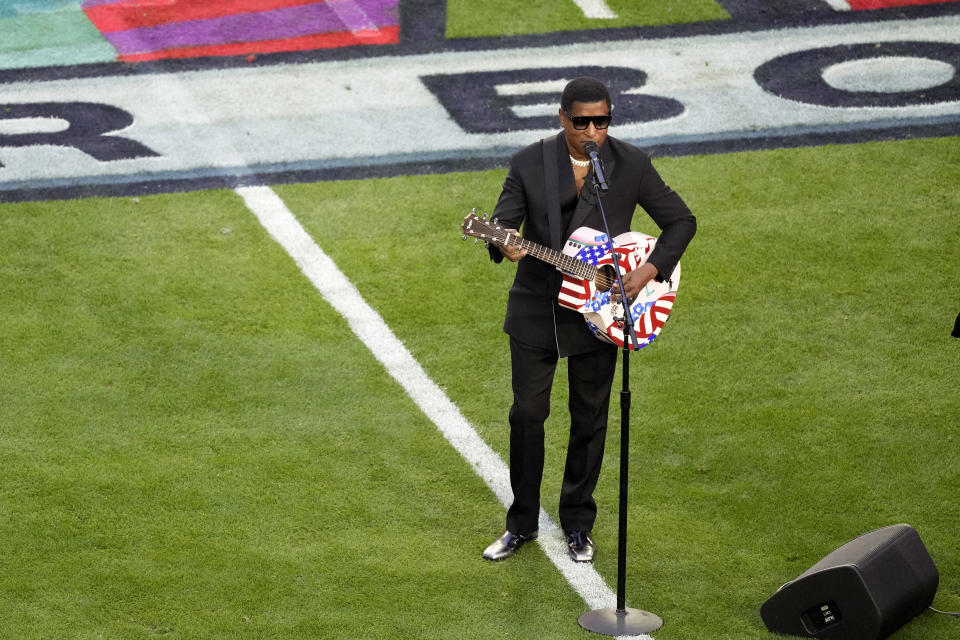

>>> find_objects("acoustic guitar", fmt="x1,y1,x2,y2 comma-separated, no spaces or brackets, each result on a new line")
461,209,680,350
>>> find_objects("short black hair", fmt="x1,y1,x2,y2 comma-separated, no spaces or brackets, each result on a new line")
560,77,611,111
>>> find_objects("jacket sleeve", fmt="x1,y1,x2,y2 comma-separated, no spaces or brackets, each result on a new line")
635,157,696,281
487,158,530,263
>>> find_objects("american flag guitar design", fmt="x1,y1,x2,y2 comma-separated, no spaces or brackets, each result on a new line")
461,210,681,350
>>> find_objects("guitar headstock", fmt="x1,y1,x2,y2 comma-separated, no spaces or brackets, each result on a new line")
461,208,508,247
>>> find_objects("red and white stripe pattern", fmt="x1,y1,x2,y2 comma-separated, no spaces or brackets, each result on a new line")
559,274,593,309
826,0,959,9
604,292,676,350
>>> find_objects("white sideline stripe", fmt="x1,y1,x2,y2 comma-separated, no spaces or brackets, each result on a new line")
822,0,852,10
237,185,653,640
572,0,618,19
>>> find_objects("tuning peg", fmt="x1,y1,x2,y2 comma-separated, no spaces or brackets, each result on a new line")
461,234,467,241
473,238,479,244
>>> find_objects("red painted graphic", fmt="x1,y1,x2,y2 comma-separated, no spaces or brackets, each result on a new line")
81,0,400,62
848,0,960,9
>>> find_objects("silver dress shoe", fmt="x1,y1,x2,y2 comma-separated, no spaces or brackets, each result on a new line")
482,530,537,561
566,530,595,562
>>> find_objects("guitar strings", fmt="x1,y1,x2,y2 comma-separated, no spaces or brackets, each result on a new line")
500,231,621,291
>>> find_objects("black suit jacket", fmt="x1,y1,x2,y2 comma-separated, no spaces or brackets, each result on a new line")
490,131,696,356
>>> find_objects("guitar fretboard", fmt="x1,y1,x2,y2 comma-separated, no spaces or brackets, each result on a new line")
498,233,597,280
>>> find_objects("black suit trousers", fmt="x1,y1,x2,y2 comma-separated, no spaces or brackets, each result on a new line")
506,336,618,536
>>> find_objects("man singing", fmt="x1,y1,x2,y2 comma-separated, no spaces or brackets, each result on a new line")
482,77,696,563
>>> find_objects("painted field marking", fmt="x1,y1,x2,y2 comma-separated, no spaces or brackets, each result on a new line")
327,0,379,33
573,0,619,19
4,14,960,200
237,184,652,640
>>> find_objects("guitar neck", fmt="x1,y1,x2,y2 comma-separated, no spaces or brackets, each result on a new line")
499,233,596,280
462,211,597,280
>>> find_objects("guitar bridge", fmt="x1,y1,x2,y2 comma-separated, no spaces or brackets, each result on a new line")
611,301,625,326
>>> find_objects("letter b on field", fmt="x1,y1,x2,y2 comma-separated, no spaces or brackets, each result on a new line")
421,66,684,133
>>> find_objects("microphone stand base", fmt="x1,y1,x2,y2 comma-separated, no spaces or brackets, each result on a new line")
578,607,663,636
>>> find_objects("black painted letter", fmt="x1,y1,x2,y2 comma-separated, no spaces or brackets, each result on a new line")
421,66,684,133
0,102,160,167
755,42,960,108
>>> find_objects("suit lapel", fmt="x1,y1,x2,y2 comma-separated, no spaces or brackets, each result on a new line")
542,132,564,250
566,187,595,238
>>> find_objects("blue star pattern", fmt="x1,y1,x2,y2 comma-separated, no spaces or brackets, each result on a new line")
632,300,654,318
575,245,606,265
587,290,612,312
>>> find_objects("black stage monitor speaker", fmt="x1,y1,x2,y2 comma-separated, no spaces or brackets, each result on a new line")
760,524,938,640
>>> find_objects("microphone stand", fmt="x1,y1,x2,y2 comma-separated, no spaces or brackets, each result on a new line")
577,163,663,637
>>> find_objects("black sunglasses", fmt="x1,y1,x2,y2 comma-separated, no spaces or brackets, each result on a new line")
563,111,612,130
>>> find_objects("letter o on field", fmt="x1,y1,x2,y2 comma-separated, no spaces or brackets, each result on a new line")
754,41,960,107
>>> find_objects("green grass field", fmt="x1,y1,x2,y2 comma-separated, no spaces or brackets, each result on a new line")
445,0,729,37
2,1,959,638
2,137,958,639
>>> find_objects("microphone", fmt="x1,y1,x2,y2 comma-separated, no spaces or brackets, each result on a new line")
583,141,608,191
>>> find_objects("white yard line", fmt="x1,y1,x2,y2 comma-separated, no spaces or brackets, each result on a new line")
822,0,852,10
573,0,619,19
237,185,653,640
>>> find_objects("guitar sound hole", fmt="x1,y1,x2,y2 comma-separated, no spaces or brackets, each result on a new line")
595,265,617,292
